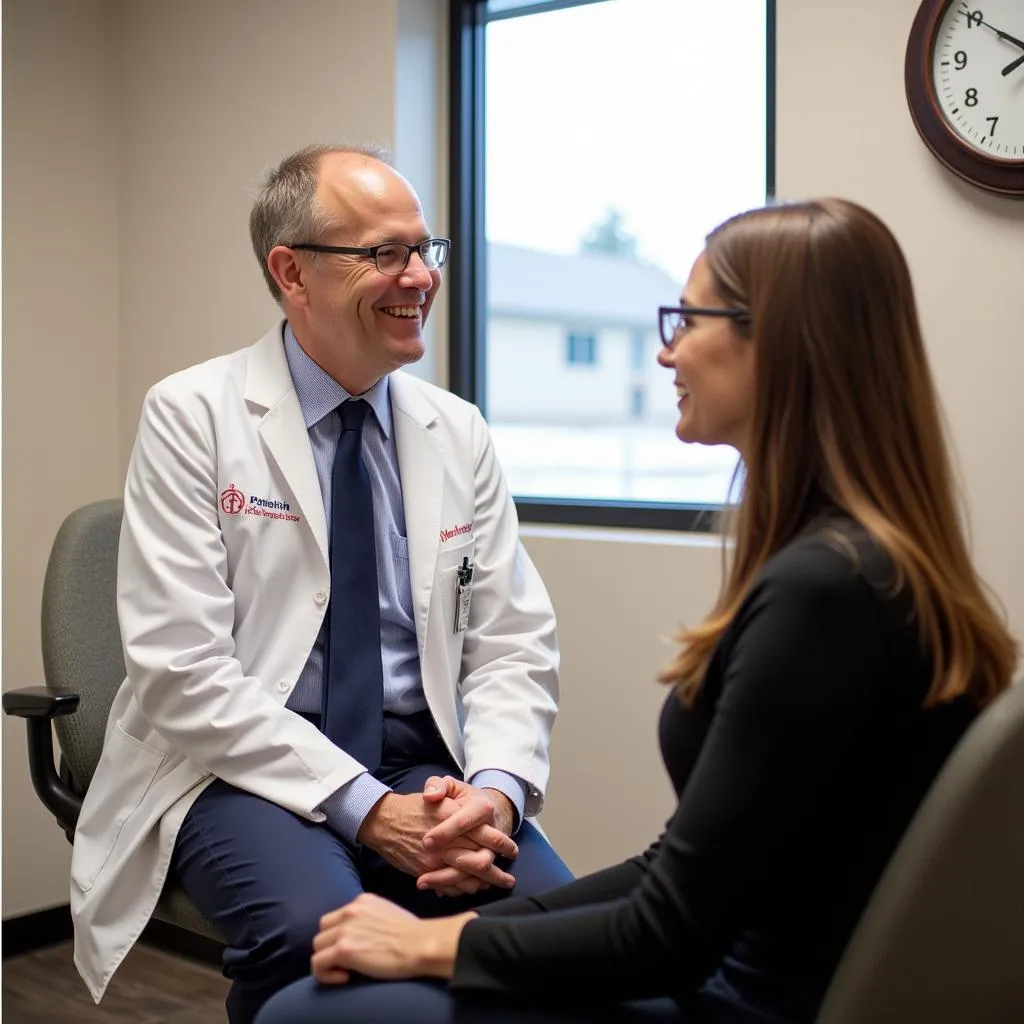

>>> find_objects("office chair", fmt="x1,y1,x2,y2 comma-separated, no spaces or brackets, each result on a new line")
820,675,1024,1022
2,498,223,944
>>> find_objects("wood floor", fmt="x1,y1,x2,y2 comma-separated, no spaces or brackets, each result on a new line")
2,941,230,1023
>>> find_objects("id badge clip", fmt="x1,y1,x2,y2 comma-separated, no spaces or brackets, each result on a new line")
454,556,474,633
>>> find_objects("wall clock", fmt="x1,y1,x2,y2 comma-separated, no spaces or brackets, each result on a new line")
905,0,1024,197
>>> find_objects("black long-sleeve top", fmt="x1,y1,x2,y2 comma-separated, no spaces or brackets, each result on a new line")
451,519,976,1018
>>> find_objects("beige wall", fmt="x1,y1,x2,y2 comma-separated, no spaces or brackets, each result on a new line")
117,0,448,453
523,529,723,873
2,0,122,918
4,0,1023,915
118,0,401,463
775,0,1024,656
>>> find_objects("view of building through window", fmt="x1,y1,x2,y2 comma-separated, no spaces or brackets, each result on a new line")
484,0,768,506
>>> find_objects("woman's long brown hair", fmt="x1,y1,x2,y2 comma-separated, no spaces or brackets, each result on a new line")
660,199,1017,707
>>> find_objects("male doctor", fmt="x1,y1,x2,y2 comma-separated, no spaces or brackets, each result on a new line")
70,144,571,1024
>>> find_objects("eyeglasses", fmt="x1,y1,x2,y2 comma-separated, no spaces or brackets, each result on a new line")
287,237,451,276
658,305,751,349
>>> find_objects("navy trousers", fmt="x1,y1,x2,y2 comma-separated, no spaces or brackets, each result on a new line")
171,711,573,1024
253,945,822,1024
255,980,687,1023
255,980,688,1023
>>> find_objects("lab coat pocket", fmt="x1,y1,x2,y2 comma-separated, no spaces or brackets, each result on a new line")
437,536,475,573
70,724,166,893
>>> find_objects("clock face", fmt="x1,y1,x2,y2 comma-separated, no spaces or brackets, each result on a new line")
932,0,1024,163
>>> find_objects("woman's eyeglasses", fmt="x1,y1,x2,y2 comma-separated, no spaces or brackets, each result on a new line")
658,305,750,349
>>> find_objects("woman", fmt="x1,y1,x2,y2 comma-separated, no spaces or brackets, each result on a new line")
254,198,1018,1023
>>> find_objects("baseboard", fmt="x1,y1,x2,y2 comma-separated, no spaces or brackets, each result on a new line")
2,904,74,958
140,918,225,969
2,903,224,970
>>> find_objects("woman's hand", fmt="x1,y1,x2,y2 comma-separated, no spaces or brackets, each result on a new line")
311,893,477,984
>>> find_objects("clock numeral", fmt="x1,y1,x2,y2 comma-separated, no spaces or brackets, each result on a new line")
966,9,983,28
986,116,998,136
954,50,968,70
965,87,979,106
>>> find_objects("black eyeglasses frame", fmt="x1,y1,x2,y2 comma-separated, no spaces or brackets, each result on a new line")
286,238,452,275
658,304,751,348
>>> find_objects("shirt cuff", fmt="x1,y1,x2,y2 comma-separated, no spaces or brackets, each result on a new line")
319,772,391,845
469,770,527,835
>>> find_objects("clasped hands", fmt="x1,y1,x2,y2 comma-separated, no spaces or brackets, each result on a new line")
357,775,518,897
314,776,515,984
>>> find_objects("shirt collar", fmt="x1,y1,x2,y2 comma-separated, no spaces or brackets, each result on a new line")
282,322,392,438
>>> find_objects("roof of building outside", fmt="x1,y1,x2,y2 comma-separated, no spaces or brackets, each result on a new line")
488,242,679,328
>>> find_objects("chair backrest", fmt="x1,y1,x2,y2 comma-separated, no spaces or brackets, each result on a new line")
41,499,126,793
820,679,1024,1023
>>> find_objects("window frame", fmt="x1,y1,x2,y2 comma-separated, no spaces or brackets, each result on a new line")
447,0,776,532
565,330,598,366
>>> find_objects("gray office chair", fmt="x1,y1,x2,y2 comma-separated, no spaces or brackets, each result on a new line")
2,499,223,944
820,677,1024,1023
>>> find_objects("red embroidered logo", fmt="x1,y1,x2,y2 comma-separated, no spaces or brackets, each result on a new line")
440,521,472,544
220,484,246,515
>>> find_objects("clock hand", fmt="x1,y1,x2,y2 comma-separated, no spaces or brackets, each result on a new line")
993,27,1024,50
1002,53,1024,76
971,13,1024,52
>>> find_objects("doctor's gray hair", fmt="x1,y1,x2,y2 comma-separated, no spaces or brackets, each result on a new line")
249,142,392,302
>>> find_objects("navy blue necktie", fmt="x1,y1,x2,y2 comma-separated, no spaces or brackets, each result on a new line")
322,399,383,771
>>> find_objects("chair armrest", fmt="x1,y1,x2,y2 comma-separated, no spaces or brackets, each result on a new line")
2,686,83,837
3,686,80,718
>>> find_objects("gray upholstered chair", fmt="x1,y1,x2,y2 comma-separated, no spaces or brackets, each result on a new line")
821,677,1024,1022
2,498,223,944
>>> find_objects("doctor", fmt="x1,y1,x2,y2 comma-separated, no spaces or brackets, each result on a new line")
70,143,571,1024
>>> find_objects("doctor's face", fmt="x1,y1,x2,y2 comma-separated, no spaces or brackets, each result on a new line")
288,155,441,394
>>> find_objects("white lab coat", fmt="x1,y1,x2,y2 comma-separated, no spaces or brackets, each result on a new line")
70,324,559,1001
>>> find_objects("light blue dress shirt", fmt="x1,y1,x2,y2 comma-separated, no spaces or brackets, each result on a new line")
281,325,526,842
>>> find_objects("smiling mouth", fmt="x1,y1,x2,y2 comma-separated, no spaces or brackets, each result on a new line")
380,305,421,319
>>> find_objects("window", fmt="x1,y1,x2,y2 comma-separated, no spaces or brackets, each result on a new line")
630,331,647,372
630,384,646,420
566,331,597,365
450,0,774,530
